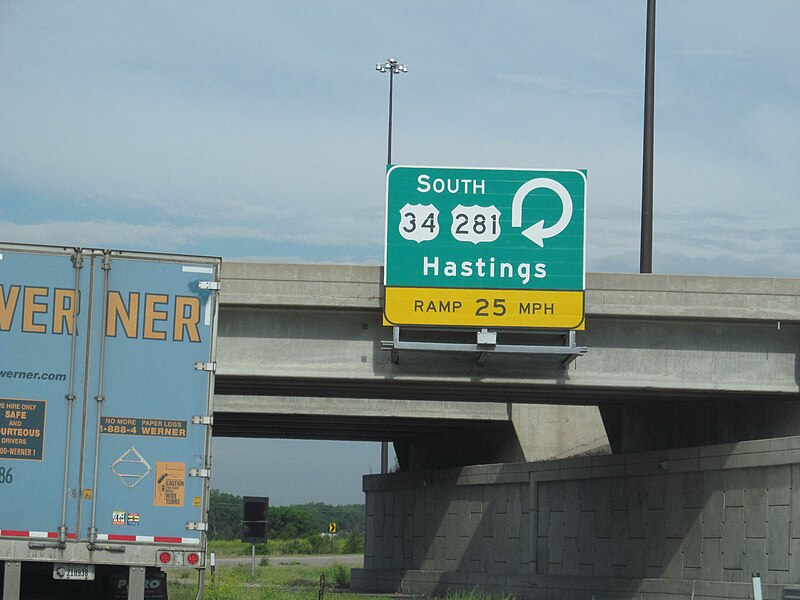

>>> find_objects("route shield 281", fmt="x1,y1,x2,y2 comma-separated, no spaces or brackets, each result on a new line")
383,166,586,329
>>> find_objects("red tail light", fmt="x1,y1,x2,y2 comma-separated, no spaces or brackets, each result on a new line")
158,551,172,564
187,552,200,565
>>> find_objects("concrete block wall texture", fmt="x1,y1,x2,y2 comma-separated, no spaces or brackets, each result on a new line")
537,466,792,584
353,435,800,599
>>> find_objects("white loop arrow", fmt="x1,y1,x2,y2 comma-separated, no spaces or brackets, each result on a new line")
511,178,573,247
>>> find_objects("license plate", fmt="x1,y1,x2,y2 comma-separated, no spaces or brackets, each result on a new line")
53,563,95,580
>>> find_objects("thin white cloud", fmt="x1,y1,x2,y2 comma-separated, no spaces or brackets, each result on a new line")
679,49,752,60
231,254,382,265
0,219,380,250
494,72,637,99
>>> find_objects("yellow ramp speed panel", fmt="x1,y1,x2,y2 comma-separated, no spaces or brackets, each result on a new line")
383,287,584,329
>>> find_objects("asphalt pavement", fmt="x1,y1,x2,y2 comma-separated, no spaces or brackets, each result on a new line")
214,554,363,567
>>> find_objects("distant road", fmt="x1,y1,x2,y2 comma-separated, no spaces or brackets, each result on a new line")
215,554,363,567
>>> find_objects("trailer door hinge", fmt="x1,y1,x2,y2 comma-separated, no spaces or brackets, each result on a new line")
189,468,211,478
198,281,221,291
194,361,216,372
192,415,214,425
186,522,208,532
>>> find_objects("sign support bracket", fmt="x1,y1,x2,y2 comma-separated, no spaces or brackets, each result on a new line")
382,326,587,367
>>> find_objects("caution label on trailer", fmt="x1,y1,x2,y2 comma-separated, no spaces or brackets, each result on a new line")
154,462,185,507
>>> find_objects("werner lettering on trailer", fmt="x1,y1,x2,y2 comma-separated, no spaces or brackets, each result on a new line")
0,285,204,342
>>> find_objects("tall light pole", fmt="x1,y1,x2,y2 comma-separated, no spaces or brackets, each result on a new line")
375,57,407,474
376,58,408,165
640,0,656,273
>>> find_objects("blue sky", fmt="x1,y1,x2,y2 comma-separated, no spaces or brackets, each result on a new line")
2,1,799,504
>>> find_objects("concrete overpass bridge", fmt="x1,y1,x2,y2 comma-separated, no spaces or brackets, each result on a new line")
213,262,800,599
213,262,800,466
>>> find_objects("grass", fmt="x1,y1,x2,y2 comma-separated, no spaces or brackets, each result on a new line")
444,589,515,600
167,562,373,600
208,537,354,558
168,562,516,600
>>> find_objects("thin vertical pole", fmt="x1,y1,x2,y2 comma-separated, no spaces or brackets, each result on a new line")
381,442,389,474
385,68,393,466
379,59,402,469
387,68,394,165
640,0,656,273
752,573,763,600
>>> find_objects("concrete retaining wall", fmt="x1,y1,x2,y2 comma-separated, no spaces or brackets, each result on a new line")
353,435,800,599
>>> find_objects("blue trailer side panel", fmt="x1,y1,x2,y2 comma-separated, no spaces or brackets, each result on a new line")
0,247,89,537
0,245,219,564
82,255,216,543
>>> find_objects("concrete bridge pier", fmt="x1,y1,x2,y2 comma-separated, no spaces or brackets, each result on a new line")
353,434,800,600
394,405,610,471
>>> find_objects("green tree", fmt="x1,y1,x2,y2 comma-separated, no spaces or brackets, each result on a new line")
343,529,364,553
207,489,242,540
207,492,366,546
293,503,365,533
269,506,317,539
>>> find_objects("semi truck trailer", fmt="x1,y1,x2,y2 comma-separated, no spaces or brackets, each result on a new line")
0,243,220,600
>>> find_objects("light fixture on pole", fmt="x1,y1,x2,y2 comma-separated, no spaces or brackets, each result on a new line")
375,57,407,474
376,58,408,165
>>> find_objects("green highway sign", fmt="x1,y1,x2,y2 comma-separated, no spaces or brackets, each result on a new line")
383,166,586,329
384,166,586,290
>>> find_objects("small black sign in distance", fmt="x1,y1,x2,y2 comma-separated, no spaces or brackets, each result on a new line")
241,496,269,543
